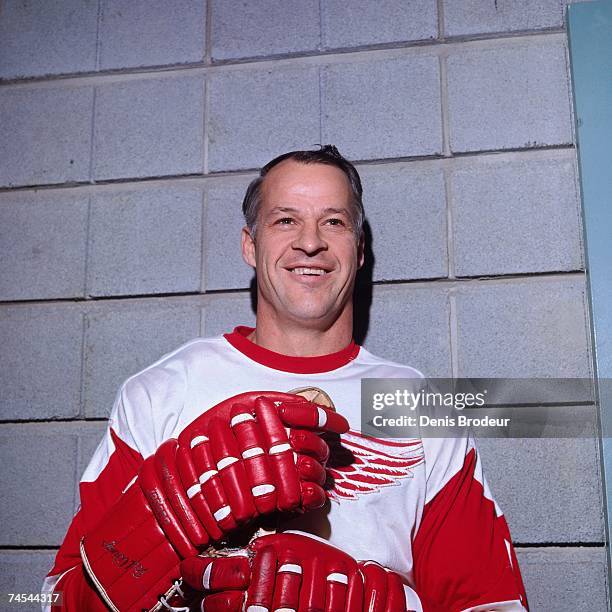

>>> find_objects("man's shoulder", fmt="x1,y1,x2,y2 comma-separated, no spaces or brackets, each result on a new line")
355,345,426,380
121,334,229,394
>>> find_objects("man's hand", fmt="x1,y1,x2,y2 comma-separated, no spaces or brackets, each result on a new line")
80,391,348,612
180,532,409,612
168,392,347,542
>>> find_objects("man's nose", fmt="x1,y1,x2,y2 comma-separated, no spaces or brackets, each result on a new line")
292,221,328,254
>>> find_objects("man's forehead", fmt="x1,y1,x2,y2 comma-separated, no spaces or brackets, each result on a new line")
260,159,351,207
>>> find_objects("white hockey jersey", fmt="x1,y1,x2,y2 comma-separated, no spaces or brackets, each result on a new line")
44,327,528,611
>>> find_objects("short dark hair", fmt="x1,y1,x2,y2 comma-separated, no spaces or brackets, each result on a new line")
242,145,364,238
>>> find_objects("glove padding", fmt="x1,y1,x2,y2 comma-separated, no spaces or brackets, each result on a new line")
172,393,347,542
81,392,349,612
181,531,408,612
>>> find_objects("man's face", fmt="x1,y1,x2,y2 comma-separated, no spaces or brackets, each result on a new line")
242,160,364,329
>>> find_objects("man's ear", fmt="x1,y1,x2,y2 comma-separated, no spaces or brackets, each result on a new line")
357,232,365,269
241,226,256,268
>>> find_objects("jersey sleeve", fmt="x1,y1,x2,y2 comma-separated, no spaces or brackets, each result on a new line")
41,381,150,611
412,436,528,612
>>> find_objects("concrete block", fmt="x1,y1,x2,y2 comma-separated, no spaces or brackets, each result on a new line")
0,192,88,300
208,66,320,172
88,186,203,296
359,163,447,281
445,0,579,37
75,421,108,511
363,285,451,376
478,426,603,544
0,425,77,545
0,86,93,187
83,304,200,417
211,0,318,60
204,177,256,290
455,277,592,378
447,41,572,152
452,155,583,276
93,76,205,180
0,550,57,601
99,0,206,70
516,547,609,611
0,0,97,80
0,307,83,420
321,56,442,161
322,0,437,49
203,294,256,337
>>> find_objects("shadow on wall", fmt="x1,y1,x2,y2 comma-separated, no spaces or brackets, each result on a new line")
354,220,374,346
246,219,375,346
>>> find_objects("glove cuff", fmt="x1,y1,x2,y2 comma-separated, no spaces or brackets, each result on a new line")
80,482,183,611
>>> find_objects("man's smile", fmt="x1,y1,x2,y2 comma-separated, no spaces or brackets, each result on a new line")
289,267,328,275
283,265,333,284
285,264,332,276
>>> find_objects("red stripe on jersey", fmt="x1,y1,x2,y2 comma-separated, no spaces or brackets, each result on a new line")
412,448,528,611
224,326,360,373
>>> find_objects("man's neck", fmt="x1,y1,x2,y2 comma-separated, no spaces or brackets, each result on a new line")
250,312,354,357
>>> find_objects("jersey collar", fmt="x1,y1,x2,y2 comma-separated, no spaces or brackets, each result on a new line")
223,326,360,374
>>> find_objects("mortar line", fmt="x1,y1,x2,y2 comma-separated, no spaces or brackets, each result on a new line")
0,145,577,195
0,271,588,308
444,164,456,279
94,0,102,71
318,0,324,52
205,0,213,64
0,289,244,308
371,270,586,285
570,153,585,270
514,542,605,548
87,87,97,184
83,195,92,299
563,36,577,148
438,51,451,157
199,188,208,296
79,196,93,421
449,291,459,378
78,310,88,420
0,30,568,90
0,417,108,425
436,0,445,40
318,66,323,144
74,433,83,511
202,75,209,174
0,405,598,425
0,546,62,551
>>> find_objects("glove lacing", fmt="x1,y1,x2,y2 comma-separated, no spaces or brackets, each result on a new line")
155,580,189,612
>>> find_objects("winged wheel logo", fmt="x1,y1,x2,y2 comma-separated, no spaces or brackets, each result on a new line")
326,430,424,502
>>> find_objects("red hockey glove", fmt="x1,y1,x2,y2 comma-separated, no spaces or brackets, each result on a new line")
80,392,348,612
175,393,347,538
180,531,409,612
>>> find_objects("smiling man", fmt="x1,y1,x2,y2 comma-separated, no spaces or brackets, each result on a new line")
240,150,364,356
44,146,528,612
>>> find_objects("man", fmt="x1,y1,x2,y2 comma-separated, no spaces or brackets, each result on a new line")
43,146,528,611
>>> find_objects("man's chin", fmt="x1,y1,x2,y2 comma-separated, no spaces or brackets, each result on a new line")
282,305,339,327
289,310,333,323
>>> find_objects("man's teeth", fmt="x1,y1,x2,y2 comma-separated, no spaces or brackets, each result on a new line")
291,267,327,276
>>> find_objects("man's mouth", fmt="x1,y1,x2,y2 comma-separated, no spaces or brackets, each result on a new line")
287,267,330,276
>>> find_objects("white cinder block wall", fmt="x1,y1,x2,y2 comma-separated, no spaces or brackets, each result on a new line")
0,1,607,610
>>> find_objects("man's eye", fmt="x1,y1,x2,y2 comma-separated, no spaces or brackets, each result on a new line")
325,218,345,226
276,217,295,225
